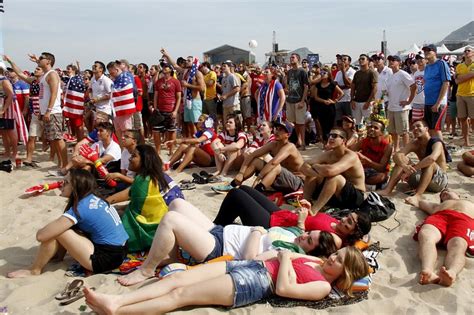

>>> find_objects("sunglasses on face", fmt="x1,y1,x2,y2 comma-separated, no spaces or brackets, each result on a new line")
329,133,345,139
39,56,46,61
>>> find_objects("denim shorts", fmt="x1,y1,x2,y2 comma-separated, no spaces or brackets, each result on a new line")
226,260,274,308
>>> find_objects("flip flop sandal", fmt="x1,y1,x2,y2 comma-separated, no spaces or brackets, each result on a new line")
179,183,196,190
404,189,416,196
59,287,95,306
192,173,207,184
55,279,84,300
179,179,193,185
23,161,40,168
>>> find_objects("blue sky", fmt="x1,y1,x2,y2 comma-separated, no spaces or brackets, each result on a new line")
1,0,472,70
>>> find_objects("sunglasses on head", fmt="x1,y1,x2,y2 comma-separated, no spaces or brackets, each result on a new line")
465,49,472,53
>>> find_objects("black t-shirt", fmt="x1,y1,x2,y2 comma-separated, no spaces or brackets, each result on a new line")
287,68,309,103
315,82,336,104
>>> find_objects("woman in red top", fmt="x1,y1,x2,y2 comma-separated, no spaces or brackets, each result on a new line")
214,185,371,245
84,246,369,313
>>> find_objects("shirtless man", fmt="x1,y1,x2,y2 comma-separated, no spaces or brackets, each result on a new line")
232,121,304,194
161,49,205,138
301,127,366,215
406,189,474,286
378,120,448,203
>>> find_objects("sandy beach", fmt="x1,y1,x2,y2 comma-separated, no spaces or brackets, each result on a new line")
0,136,473,315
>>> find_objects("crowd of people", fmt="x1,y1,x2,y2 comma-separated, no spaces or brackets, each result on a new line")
1,44,473,313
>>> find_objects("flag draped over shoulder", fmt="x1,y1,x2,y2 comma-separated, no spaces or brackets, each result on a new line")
112,72,136,116
257,80,278,123
184,57,199,109
63,75,85,119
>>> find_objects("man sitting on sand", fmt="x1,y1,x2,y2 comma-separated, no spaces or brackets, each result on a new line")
378,120,449,203
351,118,393,189
406,189,474,286
232,121,304,194
301,127,366,215
457,150,474,177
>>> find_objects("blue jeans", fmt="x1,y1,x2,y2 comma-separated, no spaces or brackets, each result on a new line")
226,260,273,307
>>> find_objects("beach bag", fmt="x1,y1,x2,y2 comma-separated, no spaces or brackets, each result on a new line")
357,192,395,222
149,110,165,127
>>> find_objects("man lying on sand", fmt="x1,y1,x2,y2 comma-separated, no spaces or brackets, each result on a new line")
406,189,474,286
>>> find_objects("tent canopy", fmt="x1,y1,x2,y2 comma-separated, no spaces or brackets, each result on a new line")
400,43,421,56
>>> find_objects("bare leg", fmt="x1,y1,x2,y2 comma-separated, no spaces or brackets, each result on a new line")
296,124,305,148
165,131,176,155
457,161,474,177
311,175,345,215
117,211,215,286
25,136,37,163
7,229,94,278
377,165,404,196
175,146,194,173
303,175,323,201
86,262,231,315
191,147,213,167
168,144,187,166
152,130,162,155
402,132,409,149
438,237,467,287
261,165,281,188
391,133,399,152
459,118,470,147
417,224,442,285
412,164,435,196
222,150,240,176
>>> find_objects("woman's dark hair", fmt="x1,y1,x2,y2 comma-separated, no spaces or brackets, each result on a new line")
135,144,169,191
307,231,338,258
63,169,99,218
346,211,372,245
225,113,243,142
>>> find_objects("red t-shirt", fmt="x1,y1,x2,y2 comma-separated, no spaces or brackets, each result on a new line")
270,211,339,233
265,258,326,285
154,77,181,113
250,73,265,98
133,75,143,111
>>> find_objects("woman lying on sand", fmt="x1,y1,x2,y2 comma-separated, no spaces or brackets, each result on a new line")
84,246,369,314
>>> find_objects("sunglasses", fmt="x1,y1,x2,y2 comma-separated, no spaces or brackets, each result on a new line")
329,133,345,139
39,56,46,61
464,50,472,53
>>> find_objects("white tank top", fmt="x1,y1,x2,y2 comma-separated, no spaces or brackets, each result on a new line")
39,69,62,115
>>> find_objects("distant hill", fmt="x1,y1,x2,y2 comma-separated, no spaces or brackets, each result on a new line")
441,21,473,42
281,47,314,63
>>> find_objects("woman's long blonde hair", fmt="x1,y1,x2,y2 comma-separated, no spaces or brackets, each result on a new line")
337,246,370,296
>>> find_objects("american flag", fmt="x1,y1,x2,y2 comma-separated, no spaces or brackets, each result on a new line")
0,0,4,13
63,75,85,119
2,77,28,144
112,72,136,116
29,80,40,115
184,57,199,109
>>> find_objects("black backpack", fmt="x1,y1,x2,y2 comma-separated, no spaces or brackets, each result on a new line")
357,192,396,222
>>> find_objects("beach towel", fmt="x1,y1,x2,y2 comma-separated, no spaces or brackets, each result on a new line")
121,175,169,252
184,57,199,109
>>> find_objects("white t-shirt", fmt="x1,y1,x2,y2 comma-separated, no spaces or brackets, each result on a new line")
375,66,393,101
120,148,136,177
412,70,425,105
91,74,114,115
222,225,298,259
334,67,356,102
386,70,415,112
91,140,121,165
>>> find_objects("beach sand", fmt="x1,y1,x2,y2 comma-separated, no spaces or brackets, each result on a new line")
0,138,473,315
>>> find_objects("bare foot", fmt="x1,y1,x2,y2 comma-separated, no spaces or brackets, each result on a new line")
376,189,393,197
404,195,421,207
438,266,456,287
117,268,154,286
84,287,120,315
7,269,39,278
419,270,440,285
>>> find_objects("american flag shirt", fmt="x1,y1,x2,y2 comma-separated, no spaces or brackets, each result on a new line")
29,80,40,116
12,80,30,112
184,57,199,109
112,72,136,116
63,75,86,119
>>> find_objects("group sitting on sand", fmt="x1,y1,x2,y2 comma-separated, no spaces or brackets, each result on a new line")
2,48,474,313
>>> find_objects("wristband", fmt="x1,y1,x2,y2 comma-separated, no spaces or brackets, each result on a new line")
94,160,103,168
